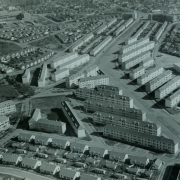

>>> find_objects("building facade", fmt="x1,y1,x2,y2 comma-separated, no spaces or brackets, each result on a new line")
103,124,178,154
93,111,161,136
38,63,47,87
0,100,16,115
84,99,146,121
22,69,30,84
0,116,10,131
165,89,180,108
130,66,145,80
51,68,69,82
95,85,123,95
78,75,109,89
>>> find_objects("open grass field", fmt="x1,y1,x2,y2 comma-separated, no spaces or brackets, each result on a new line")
0,42,21,56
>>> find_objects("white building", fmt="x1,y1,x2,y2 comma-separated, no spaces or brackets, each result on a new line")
38,63,47,87
113,25,125,36
130,66,145,80
93,111,161,135
140,57,154,68
58,54,90,70
122,51,151,70
124,18,134,27
107,18,117,27
137,66,164,85
90,36,112,56
125,36,137,45
95,85,123,95
22,69,30,84
103,124,178,154
51,68,69,82
0,100,16,115
61,101,86,138
84,99,146,121
78,75,109,89
146,70,172,92
165,89,180,108
155,76,180,99
69,39,84,53
50,52,78,69
173,63,180,74
95,24,108,35
155,21,167,41
66,65,99,88
0,116,10,131
75,88,133,108
119,41,155,63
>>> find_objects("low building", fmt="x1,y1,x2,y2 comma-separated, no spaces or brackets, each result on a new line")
75,88,133,108
92,111,161,136
152,158,163,170
55,158,67,164
0,100,16,115
126,167,140,175
80,174,101,180
90,36,112,56
61,101,86,138
70,142,89,154
75,162,87,168
89,147,108,158
59,168,80,180
137,66,164,85
22,69,30,84
95,85,123,95
130,66,145,80
105,160,118,170
34,136,52,145
46,149,60,156
50,52,78,69
92,168,106,175
128,155,150,167
85,157,100,166
2,154,22,165
103,124,178,154
0,116,10,131
78,75,109,89
146,70,172,92
114,25,126,36
28,108,41,129
65,153,79,160
18,133,35,142
84,100,146,121
40,163,60,175
38,63,47,87
28,145,39,152
109,151,128,162
165,89,180,108
52,139,70,149
155,76,180,99
51,68,69,82
22,158,41,169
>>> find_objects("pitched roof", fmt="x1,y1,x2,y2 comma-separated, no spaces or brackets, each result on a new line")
18,133,34,140
70,142,86,151
40,162,59,172
154,158,162,167
35,135,52,143
52,138,69,147
22,157,40,167
80,174,100,180
59,168,79,178
37,118,65,126
128,155,149,164
3,154,20,163
109,151,127,160
79,75,109,82
89,147,106,155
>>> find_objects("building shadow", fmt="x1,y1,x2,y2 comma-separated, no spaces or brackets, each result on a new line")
142,91,155,100
127,79,136,85
151,100,164,109
135,85,145,92
30,68,40,86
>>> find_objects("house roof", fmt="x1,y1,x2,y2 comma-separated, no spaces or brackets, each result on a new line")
37,118,65,126
127,167,139,173
18,133,34,140
66,153,79,159
22,157,40,167
79,75,109,82
109,151,127,160
80,174,100,180
59,167,79,178
29,145,39,151
85,157,97,163
3,154,21,163
0,100,15,108
35,135,52,143
128,155,149,165
52,139,69,147
70,142,86,151
47,148,59,155
104,124,178,145
154,158,162,167
105,160,118,168
89,147,106,155
40,162,59,172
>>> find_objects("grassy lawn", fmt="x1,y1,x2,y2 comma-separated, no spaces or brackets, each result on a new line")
0,42,22,56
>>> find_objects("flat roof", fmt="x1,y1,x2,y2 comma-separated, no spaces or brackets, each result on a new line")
37,118,65,126
79,75,109,82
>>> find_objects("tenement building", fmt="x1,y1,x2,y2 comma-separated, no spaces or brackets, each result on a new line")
75,88,133,108
84,99,146,121
93,111,161,136
165,89,180,108
95,85,123,95
103,124,178,154
0,100,16,115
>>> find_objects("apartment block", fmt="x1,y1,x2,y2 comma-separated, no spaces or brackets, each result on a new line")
22,69,30,84
130,66,145,80
36,119,66,134
119,37,150,55
0,116,10,131
90,36,112,56
75,88,133,108
140,57,154,68
84,99,146,121
95,24,108,35
38,63,47,87
50,52,78,69
137,66,164,85
103,124,178,154
125,36,137,45
61,101,86,138
95,85,123,95
113,25,125,36
155,76,180,99
165,89,180,108
146,70,172,92
122,51,151,70
0,100,16,115
58,54,90,70
107,18,117,27
66,65,99,88
51,68,69,82
124,18,134,27
93,111,161,136
155,21,167,41
173,63,180,74
78,75,109,89
119,41,155,63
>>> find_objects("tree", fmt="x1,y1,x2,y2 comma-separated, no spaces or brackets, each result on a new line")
47,112,59,120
